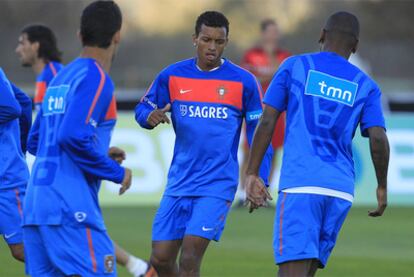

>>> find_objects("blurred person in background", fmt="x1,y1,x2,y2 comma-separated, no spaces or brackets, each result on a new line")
135,11,272,277
236,19,291,205
16,22,156,277
0,68,31,263
244,11,389,276
16,24,63,111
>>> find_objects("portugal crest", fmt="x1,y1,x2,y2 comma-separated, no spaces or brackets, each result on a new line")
217,86,227,99
180,104,188,116
104,255,115,273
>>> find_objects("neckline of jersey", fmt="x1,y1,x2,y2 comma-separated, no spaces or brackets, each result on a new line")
193,57,227,73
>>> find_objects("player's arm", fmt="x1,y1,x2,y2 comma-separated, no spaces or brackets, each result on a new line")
243,76,274,212
0,77,21,124
244,59,292,212
135,70,171,129
367,127,389,217
245,105,280,212
57,65,126,186
360,85,388,217
11,83,32,154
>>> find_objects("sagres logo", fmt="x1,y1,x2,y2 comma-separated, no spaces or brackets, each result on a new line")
305,70,358,106
42,85,70,116
179,104,228,119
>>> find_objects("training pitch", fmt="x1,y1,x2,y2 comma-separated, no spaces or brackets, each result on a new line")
1,206,413,276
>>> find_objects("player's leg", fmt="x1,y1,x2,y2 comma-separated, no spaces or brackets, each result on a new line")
278,259,314,277
307,259,320,277
178,235,210,277
318,197,352,269
151,240,182,276
151,196,191,276
180,197,232,276
274,193,323,275
113,241,156,277
0,187,25,262
7,243,24,262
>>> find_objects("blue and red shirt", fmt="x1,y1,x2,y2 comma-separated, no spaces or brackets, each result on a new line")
34,61,63,110
24,58,123,230
264,52,386,196
135,58,273,201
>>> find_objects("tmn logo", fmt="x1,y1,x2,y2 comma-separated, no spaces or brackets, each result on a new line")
305,70,358,106
42,85,70,116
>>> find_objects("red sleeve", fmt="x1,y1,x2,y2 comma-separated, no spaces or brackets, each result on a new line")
34,81,47,105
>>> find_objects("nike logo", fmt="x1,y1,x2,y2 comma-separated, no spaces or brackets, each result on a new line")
4,232,16,239
180,89,192,94
202,226,214,232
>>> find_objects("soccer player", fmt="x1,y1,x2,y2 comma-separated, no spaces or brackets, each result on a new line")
244,12,389,276
16,23,156,277
0,68,31,262
15,24,63,111
135,11,272,277
22,1,133,276
237,19,291,204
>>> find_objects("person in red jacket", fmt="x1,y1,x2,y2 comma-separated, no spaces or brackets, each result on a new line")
238,19,291,204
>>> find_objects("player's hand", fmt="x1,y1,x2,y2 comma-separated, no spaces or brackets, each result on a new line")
245,174,273,213
119,168,132,195
109,146,126,165
368,185,387,217
147,104,171,128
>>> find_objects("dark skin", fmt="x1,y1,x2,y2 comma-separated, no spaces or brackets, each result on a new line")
244,24,389,277
148,25,228,277
146,24,228,129
108,146,131,195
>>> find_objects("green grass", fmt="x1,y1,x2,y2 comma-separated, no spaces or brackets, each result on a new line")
1,207,414,276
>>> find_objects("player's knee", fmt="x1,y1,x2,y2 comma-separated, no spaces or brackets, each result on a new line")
150,253,173,271
10,244,24,262
179,251,201,272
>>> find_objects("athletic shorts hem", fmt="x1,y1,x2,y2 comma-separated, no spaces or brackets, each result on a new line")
5,236,23,245
275,254,319,265
184,231,218,242
152,235,186,241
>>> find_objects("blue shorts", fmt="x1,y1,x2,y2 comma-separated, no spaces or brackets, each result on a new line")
0,187,25,245
23,225,116,276
152,196,232,242
274,192,352,267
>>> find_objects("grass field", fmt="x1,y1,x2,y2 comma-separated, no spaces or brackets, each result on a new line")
1,206,413,276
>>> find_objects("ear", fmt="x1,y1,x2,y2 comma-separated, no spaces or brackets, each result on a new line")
318,29,326,44
112,30,121,45
352,39,359,54
77,30,82,42
32,41,40,53
192,33,197,46
224,37,229,48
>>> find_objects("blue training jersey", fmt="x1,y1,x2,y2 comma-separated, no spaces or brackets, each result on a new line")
23,58,124,230
264,52,386,195
28,62,63,156
0,68,30,190
34,61,63,110
135,58,273,201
